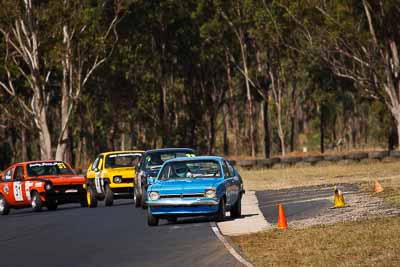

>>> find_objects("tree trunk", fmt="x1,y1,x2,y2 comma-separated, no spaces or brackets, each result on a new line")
21,127,28,161
261,100,271,158
239,34,256,157
36,106,52,160
223,105,229,155
225,49,239,156
320,105,325,154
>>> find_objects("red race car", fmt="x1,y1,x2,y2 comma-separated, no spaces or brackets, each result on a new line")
0,160,87,215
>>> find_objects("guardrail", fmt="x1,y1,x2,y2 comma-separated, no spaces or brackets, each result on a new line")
230,150,400,169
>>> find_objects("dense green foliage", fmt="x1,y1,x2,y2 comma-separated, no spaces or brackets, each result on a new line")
1,0,399,168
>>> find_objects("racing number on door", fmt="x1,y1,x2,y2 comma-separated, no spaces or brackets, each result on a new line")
95,172,102,193
13,182,23,201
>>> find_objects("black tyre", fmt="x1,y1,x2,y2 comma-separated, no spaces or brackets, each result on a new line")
134,187,141,208
167,217,178,224
0,195,10,215
47,200,58,211
31,191,43,212
141,187,147,209
104,185,114,206
87,187,98,208
215,197,226,222
230,194,242,219
80,191,88,207
147,209,159,226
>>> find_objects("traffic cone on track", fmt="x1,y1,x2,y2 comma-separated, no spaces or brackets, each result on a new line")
333,186,345,208
374,180,384,193
277,204,288,229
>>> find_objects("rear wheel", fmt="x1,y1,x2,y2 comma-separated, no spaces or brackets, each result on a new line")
87,187,98,208
104,185,114,206
31,191,43,212
147,209,159,226
215,197,226,222
0,195,10,215
230,193,242,219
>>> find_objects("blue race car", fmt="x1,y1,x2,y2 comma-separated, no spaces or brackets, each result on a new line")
146,156,244,226
134,148,196,208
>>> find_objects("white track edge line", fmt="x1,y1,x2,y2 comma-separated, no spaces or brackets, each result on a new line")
210,222,254,267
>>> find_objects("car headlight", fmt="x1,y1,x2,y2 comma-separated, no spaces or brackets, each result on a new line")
113,176,122,183
45,183,52,191
148,191,160,201
204,188,216,198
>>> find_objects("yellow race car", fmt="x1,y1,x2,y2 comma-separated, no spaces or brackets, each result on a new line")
85,150,144,207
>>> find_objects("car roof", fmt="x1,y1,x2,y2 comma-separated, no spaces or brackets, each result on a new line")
101,150,144,156
17,160,63,165
143,148,195,155
164,156,223,163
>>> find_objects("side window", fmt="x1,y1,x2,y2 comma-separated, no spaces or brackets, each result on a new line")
13,166,25,181
4,168,14,181
222,161,232,178
92,157,100,171
226,162,235,177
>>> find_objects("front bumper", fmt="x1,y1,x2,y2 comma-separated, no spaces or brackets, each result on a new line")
110,186,134,199
147,198,219,207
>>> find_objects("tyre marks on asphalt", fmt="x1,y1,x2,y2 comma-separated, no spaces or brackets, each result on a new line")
256,184,359,224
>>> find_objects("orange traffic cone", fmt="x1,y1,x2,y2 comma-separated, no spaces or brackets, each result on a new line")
374,181,383,193
277,204,288,229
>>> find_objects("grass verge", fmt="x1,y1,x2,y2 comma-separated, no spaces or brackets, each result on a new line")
232,216,400,266
240,160,400,191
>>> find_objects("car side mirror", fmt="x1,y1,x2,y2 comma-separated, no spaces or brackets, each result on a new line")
147,177,156,185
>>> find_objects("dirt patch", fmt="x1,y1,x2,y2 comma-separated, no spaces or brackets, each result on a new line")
256,183,400,229
290,191,400,229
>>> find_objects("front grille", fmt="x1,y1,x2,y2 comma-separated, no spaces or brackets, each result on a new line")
160,193,204,199
51,185,82,195
53,185,82,192
122,178,134,183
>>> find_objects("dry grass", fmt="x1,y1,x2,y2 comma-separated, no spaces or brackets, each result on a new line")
233,160,400,266
240,159,400,191
361,178,400,208
232,216,400,267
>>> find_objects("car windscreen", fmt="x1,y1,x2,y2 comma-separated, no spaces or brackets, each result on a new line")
159,160,221,180
144,151,196,170
27,162,74,176
105,153,142,168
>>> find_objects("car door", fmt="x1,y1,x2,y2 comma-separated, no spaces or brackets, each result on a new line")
221,161,233,207
1,167,14,205
226,161,240,201
11,165,27,205
94,156,105,194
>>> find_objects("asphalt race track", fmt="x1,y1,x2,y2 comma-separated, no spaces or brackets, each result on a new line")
256,184,359,223
0,200,242,267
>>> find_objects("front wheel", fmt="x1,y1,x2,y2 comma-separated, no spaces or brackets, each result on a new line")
230,193,242,219
134,187,141,208
104,185,114,206
31,191,43,212
147,209,159,226
87,187,98,208
0,195,10,215
141,186,147,209
215,197,226,222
